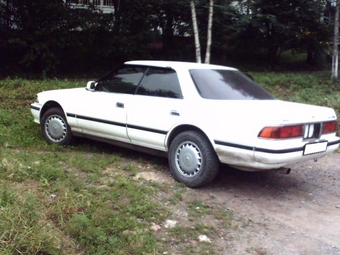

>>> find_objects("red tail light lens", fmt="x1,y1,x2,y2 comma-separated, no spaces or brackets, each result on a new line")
259,125,303,139
322,121,337,134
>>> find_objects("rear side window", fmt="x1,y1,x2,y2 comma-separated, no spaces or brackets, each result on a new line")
190,69,275,100
96,65,147,94
136,67,183,99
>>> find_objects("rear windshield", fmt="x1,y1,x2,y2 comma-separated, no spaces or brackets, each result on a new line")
189,69,275,100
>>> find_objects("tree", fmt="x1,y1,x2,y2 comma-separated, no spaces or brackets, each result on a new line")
190,0,215,63
205,0,214,63
190,0,202,63
0,0,71,75
234,0,331,67
2,0,336,77
332,0,340,79
155,0,192,60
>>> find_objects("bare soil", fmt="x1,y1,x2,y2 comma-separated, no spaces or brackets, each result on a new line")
137,153,340,255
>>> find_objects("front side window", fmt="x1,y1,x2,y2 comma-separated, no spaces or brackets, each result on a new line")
190,69,275,100
96,65,147,94
136,67,183,99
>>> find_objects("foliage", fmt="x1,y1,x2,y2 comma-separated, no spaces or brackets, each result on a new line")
0,0,195,77
0,0,336,77
233,0,331,66
0,0,70,76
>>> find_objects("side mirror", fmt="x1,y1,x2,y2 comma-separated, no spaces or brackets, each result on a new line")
86,81,96,91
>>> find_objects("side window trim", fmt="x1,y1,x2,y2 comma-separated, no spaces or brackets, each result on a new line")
135,67,183,99
134,67,149,95
94,65,148,94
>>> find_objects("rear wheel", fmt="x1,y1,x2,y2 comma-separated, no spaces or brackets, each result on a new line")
169,131,219,188
41,107,73,145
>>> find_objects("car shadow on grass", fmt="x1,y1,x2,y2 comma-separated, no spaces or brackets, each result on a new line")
73,137,303,196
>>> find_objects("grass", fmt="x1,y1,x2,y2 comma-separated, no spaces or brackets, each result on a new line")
0,148,166,254
1,73,340,254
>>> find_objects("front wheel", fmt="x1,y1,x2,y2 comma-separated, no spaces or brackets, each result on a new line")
41,107,73,145
169,131,219,188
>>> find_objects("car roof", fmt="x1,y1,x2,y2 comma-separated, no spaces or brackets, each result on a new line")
124,60,238,71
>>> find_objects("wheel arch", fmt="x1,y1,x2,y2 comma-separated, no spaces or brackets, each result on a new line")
166,124,215,151
40,101,64,122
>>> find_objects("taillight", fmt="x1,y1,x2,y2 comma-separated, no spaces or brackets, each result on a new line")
322,121,337,134
259,125,303,139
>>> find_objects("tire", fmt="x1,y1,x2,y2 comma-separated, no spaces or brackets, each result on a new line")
41,107,73,145
169,131,219,188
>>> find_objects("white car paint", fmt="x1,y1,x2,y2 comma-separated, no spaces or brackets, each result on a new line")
31,60,340,174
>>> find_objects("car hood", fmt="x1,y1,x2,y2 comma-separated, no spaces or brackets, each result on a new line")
37,87,93,106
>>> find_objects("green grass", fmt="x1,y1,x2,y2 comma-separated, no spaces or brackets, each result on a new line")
0,148,167,254
0,78,169,254
0,74,339,254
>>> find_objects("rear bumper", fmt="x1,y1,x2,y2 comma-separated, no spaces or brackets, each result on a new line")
215,138,340,171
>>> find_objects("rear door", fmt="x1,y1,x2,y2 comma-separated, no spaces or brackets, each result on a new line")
127,67,184,150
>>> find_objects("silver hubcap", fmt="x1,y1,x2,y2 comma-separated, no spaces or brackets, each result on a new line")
175,141,202,178
45,115,67,142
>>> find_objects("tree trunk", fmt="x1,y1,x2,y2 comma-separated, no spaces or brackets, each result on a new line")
190,0,201,63
113,0,121,32
204,0,213,64
162,11,174,59
332,0,340,80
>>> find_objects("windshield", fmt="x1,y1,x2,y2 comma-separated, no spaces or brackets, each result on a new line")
190,69,275,100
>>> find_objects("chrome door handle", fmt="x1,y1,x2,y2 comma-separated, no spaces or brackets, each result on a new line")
116,102,124,108
170,110,180,116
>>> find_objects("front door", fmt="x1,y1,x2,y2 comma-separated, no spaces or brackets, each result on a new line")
74,65,148,142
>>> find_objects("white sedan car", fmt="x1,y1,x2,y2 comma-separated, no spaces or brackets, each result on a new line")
30,60,340,187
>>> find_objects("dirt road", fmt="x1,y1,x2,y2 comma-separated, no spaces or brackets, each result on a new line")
136,151,340,254
196,153,340,254
140,152,340,254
